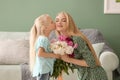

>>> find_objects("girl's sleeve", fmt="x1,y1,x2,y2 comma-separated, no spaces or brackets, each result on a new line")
73,36,96,68
36,37,48,52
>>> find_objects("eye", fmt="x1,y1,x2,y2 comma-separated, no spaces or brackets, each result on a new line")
55,19,59,22
61,18,66,22
62,19,66,22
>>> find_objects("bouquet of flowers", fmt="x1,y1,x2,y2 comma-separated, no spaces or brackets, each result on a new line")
50,35,78,79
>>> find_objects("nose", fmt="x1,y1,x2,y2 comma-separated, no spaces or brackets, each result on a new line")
56,21,61,25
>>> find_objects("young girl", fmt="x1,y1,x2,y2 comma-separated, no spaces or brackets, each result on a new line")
29,14,60,80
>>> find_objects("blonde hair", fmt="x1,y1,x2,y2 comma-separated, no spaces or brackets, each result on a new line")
55,12,101,66
29,14,51,72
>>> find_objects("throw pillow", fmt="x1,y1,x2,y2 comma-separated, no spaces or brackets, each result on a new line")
0,39,29,64
92,42,105,58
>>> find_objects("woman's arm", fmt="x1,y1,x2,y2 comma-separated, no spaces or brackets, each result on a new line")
71,36,96,68
61,55,88,67
38,47,60,59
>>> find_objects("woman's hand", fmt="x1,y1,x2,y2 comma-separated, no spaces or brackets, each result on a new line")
55,54,61,59
61,54,88,67
61,54,70,63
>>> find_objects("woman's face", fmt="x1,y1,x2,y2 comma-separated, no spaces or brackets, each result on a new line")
55,13,68,32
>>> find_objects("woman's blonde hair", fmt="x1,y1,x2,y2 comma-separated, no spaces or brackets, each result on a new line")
55,12,101,66
29,14,50,72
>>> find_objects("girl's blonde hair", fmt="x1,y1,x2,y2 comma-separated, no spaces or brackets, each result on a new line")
29,14,50,72
55,12,101,66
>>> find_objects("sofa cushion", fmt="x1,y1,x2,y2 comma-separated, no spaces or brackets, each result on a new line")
81,29,113,52
92,42,105,58
0,65,21,80
0,39,29,64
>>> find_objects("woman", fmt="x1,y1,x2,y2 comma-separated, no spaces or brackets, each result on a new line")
55,11,108,80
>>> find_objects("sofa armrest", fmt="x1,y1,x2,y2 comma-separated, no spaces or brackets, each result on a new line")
99,51,119,71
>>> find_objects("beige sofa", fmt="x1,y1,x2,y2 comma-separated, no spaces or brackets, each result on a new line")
0,29,119,80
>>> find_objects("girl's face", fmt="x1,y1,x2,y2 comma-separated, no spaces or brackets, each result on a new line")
55,13,68,32
47,17,56,31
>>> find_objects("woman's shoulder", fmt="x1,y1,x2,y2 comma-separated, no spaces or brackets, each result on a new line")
72,35,86,45
72,35,82,40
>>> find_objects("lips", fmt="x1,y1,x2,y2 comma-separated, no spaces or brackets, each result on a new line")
57,25,63,27
56,25,62,31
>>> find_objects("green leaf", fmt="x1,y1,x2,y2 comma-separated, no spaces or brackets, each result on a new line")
51,59,75,79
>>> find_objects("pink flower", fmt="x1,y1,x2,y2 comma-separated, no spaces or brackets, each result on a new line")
58,35,68,41
67,41,74,46
73,43,78,49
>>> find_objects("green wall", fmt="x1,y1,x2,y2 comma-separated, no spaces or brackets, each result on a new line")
0,0,120,56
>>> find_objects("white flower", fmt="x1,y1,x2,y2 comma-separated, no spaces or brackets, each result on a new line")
50,41,74,55
65,46,74,54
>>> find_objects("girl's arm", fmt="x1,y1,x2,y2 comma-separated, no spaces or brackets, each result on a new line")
61,55,88,67
38,47,60,59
